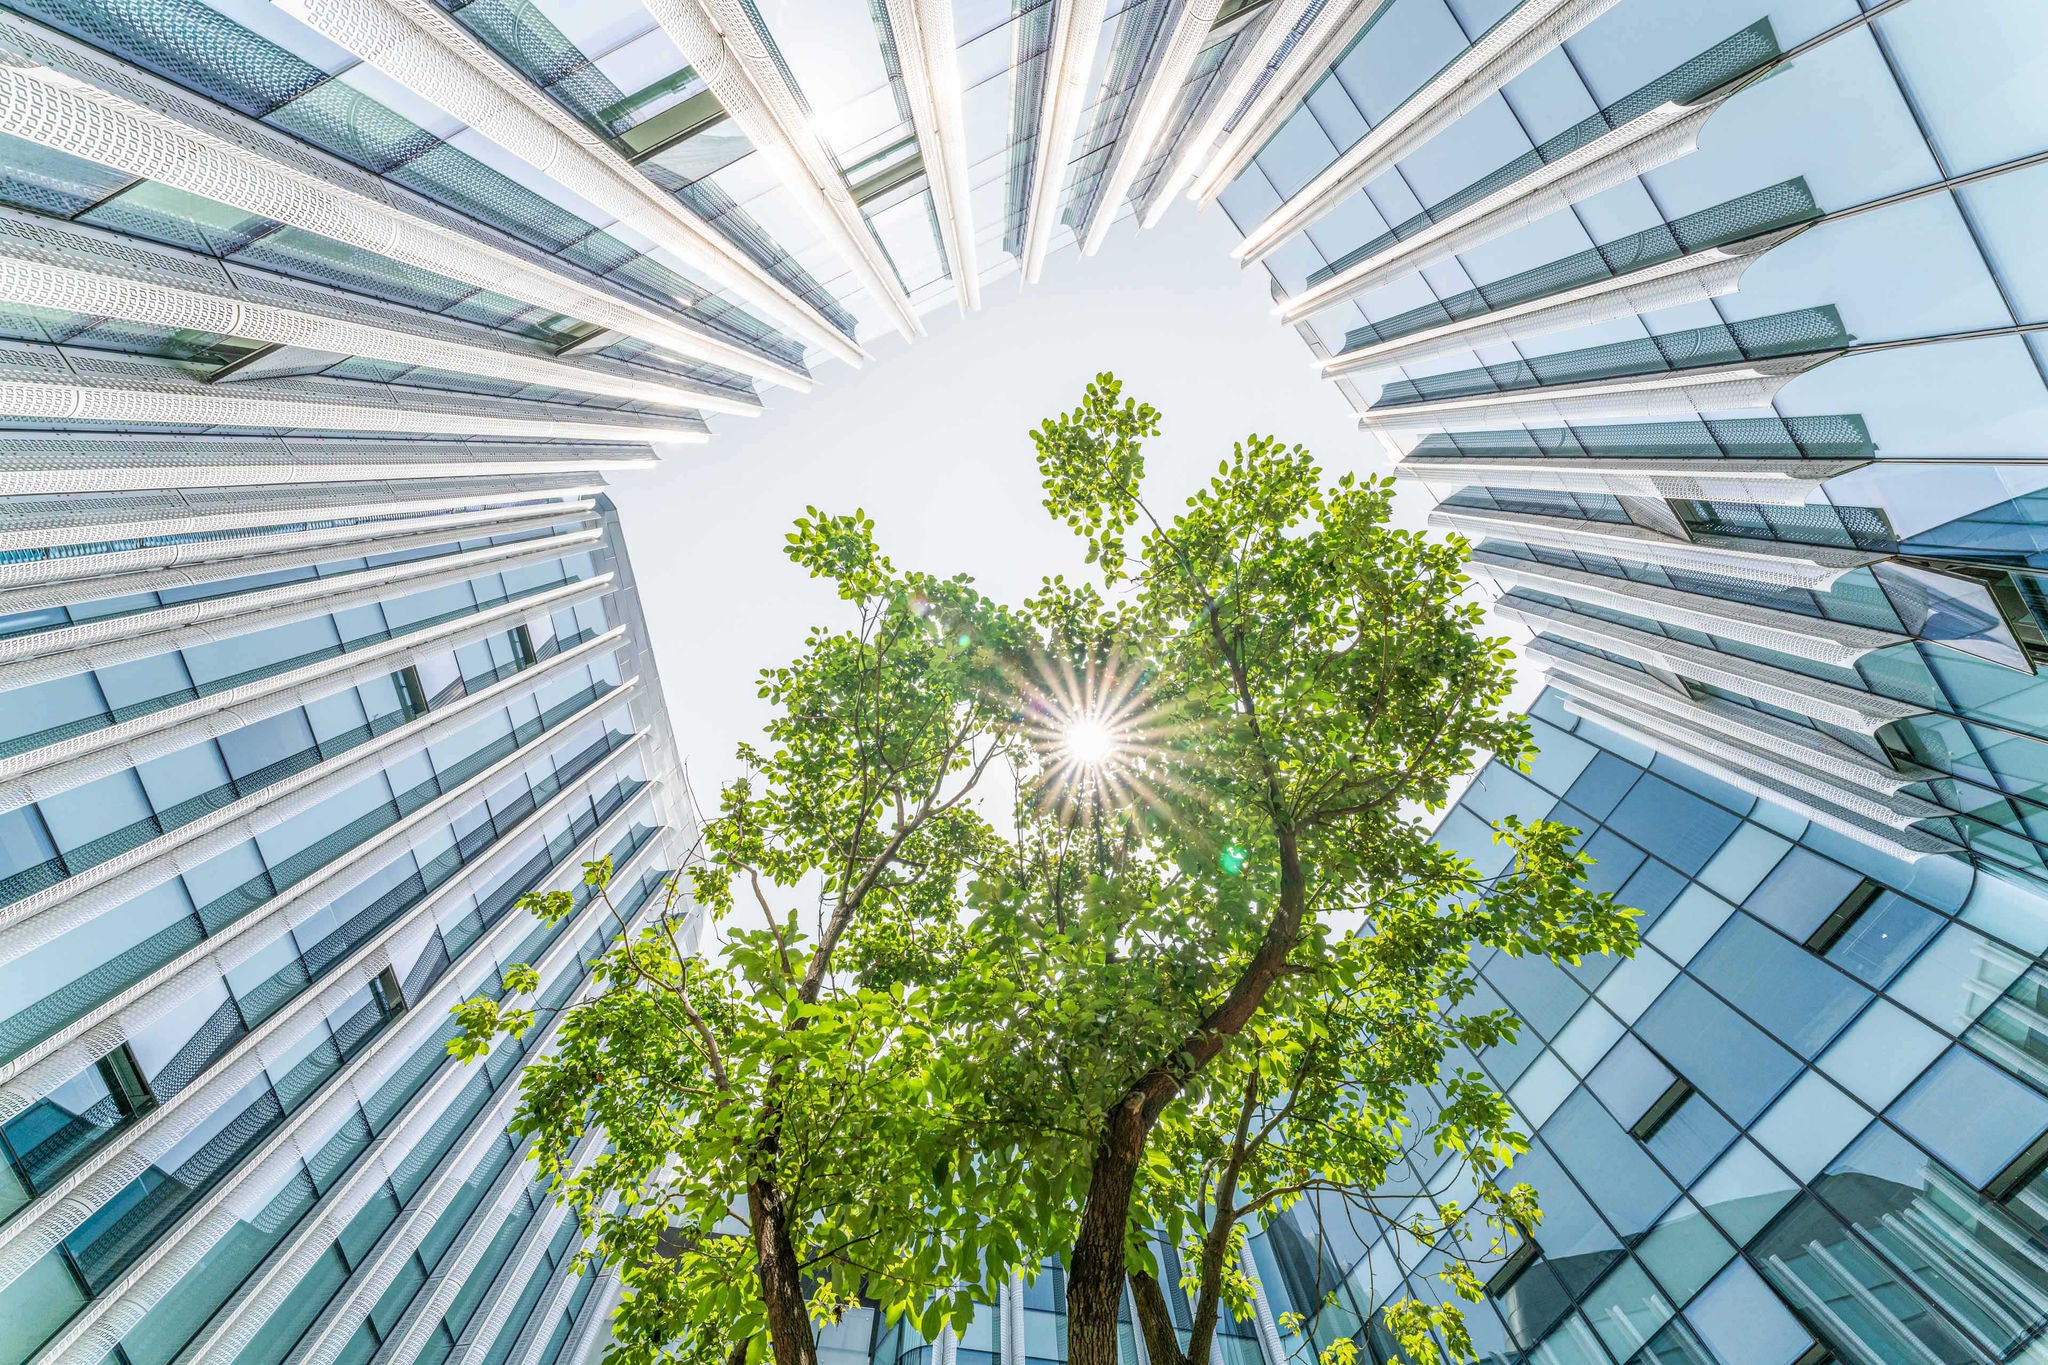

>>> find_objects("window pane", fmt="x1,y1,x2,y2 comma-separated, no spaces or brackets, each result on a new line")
1636,1198,1735,1304
1825,889,1941,987
1683,1260,1812,1365
1541,1091,1678,1238
1604,775,1741,875
1887,1045,2048,1188
1749,1193,1984,1365
1690,913,1870,1056
1637,977,1800,1124
1821,1122,2048,1356
1742,846,1862,941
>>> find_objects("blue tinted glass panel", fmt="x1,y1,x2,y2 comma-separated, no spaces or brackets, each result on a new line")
1541,1090,1678,1237
1690,913,1870,1056
1605,776,1740,876
1563,753,1639,820
1888,1046,2048,1188
1637,977,1800,1124
1617,858,1689,930
1743,847,1862,941
1826,889,1941,987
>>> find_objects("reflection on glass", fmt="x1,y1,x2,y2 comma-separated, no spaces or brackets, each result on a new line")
1692,1139,1798,1247
1817,1123,2048,1360
1750,1193,1991,1365
1968,963,2048,1093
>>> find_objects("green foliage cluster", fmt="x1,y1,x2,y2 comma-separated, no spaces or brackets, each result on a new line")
450,375,1637,1365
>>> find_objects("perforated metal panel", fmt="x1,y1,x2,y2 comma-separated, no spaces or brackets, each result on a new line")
0,211,760,412
1331,240,1768,377
1300,20,1782,288
1557,683,1941,826
1526,638,1930,794
1397,454,1863,508
1336,179,1820,359
1429,504,1881,588
0,343,711,441
1361,355,1829,435
0,433,653,496
1074,0,1224,257
875,0,980,306
1239,0,1625,261
1407,412,1875,462
637,0,923,334
1375,307,1850,407
0,535,593,692
1012,0,1110,282
287,0,850,363
1281,94,1734,324
0,24,806,380
1554,688,1951,859
1496,594,1925,732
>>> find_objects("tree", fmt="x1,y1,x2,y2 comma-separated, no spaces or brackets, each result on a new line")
1123,822,1607,1365
452,374,1635,1365
452,512,1033,1365
935,375,1636,1365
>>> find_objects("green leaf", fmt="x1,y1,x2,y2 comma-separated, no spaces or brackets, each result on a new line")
494,374,1638,1365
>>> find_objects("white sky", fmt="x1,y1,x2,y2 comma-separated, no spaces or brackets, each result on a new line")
609,207,1489,793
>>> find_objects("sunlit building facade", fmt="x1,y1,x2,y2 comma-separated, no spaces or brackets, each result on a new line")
0,0,1292,390
0,464,691,1365
0,0,2046,1364
0,0,1318,1361
1264,689,2048,1365
1205,0,2048,1362
1223,0,2048,882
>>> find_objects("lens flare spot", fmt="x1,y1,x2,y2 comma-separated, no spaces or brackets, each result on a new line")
1063,716,1118,768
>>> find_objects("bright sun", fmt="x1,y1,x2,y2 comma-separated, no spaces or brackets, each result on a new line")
1062,716,1118,768
1013,647,1185,823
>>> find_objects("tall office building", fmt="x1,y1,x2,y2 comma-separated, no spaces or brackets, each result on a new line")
0,468,692,1365
0,0,1320,1362
836,1,2048,1364
1,2,2046,1365
1252,689,2048,1365
1219,0,2048,883
1175,1,2048,1364
848,696,2048,1365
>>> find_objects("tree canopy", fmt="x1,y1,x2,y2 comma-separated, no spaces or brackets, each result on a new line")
451,375,1637,1365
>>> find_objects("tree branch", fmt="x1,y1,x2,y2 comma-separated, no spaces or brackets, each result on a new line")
1128,1267,1187,1365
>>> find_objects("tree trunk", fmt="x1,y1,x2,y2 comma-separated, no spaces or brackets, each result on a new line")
1069,1097,1151,1365
1069,815,1306,1365
1128,1268,1186,1365
1183,1214,1237,1365
748,1176,819,1365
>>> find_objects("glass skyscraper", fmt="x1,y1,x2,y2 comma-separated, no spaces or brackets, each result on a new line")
0,0,1299,1361
1262,688,2048,1365
1172,1,2048,1363
0,471,690,1365
1223,0,2048,881
0,0,2043,1364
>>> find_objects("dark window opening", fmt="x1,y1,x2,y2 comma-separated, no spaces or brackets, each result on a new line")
1485,1239,1540,1298
1628,1077,1695,1143
1804,879,1884,956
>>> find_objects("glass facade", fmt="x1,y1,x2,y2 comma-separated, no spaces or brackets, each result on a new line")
1,1,2045,1365
0,473,692,1365
864,692,2048,1365
0,0,1268,382
1218,0,2048,884
1196,1,2048,1362
1245,691,2048,1365
0,1,1320,1360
